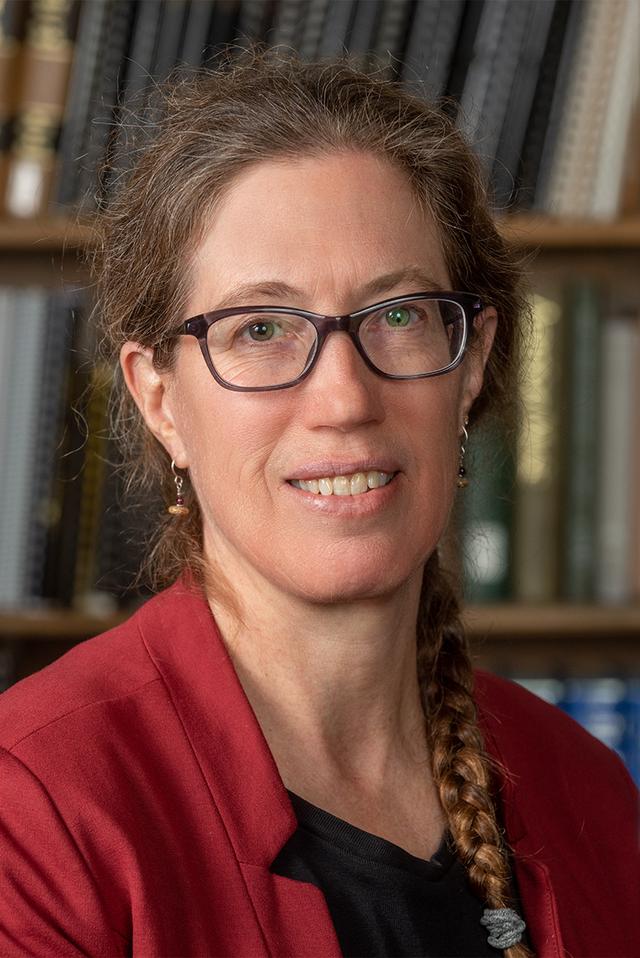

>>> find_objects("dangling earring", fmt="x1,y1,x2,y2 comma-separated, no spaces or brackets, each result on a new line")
168,460,190,516
457,416,470,488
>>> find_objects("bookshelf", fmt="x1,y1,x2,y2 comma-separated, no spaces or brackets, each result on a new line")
2,213,640,253
0,211,639,677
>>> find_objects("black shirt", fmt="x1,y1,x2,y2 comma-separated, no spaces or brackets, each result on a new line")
271,791,505,958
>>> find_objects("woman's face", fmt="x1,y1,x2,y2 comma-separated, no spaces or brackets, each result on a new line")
134,152,495,606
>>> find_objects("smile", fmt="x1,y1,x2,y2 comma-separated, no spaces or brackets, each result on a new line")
288,470,396,496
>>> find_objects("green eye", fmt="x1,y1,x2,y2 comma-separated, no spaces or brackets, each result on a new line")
249,322,275,341
385,307,411,328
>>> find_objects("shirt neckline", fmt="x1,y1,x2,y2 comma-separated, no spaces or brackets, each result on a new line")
286,789,457,880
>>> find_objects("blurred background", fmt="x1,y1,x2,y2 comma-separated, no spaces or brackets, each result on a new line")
0,0,638,782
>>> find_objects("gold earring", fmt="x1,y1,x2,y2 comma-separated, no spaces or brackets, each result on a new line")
457,416,470,488
168,460,190,516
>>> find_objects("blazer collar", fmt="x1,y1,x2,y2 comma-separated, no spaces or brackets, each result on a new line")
137,576,296,868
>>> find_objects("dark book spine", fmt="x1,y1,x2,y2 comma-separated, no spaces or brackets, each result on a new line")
401,0,466,100
514,0,573,211
490,0,555,210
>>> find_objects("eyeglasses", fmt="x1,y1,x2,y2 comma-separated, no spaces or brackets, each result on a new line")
177,291,484,392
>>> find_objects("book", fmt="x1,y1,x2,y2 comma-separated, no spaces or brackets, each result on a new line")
56,0,136,212
558,280,602,601
490,0,555,210
202,0,242,66
401,0,465,100
0,288,47,607
589,0,640,219
513,289,563,602
298,0,330,60
595,307,639,603
541,0,627,216
23,287,81,604
317,0,356,57
458,0,529,170
270,0,309,50
347,0,382,63
0,0,30,207
152,0,189,80
514,673,640,787
369,0,412,76
461,421,515,603
4,0,79,217
179,0,215,67
515,0,575,211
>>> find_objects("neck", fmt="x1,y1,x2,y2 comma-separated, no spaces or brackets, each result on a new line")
205,549,429,795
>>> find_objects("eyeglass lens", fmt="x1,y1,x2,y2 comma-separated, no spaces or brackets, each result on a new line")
206,297,465,389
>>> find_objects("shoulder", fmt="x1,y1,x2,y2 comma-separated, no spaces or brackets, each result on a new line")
473,669,638,811
0,584,185,754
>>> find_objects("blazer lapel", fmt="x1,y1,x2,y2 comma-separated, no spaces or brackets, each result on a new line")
137,577,342,957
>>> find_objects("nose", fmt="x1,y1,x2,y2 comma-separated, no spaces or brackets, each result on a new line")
301,330,386,431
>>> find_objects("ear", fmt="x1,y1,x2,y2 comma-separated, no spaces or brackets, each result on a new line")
119,342,189,468
458,306,498,423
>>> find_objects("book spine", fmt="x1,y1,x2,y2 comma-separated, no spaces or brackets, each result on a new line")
490,0,555,209
271,0,308,50
178,0,213,67
152,0,189,80
298,0,330,60
513,290,563,602
317,0,356,57
52,0,110,208
402,0,466,100
71,362,112,608
595,307,639,603
532,0,587,211
561,677,628,769
0,0,30,208
462,424,515,603
559,281,601,601
4,0,79,217
542,0,626,216
40,294,88,606
370,0,412,75
0,288,47,607
23,287,78,603
589,0,640,219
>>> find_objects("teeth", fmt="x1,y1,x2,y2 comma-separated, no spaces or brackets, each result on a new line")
350,472,368,495
292,470,395,496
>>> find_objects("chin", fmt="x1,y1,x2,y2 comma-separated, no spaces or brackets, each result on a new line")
286,562,417,606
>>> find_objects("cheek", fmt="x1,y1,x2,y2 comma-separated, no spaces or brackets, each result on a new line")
172,388,285,517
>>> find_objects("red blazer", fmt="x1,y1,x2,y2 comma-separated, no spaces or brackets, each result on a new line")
0,578,637,957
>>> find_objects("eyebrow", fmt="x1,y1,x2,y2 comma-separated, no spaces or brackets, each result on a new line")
207,266,445,312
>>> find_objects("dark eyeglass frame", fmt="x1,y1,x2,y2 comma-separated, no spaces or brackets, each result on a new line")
177,290,485,392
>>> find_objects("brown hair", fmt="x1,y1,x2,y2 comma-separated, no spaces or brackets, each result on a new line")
90,47,531,956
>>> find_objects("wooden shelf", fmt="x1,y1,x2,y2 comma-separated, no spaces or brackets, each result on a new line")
498,214,640,250
0,214,639,253
0,216,94,252
0,603,638,641
465,603,640,638
0,608,128,639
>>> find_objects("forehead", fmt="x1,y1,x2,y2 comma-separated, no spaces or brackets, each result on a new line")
187,152,450,312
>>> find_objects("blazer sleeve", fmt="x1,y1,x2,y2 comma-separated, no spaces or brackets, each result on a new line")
0,747,128,957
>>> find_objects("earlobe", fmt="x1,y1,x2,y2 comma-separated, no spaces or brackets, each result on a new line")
119,342,188,468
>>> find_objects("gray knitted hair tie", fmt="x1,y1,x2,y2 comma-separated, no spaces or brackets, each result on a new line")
481,907,527,949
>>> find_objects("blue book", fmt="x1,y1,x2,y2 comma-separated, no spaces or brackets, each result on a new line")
560,677,628,772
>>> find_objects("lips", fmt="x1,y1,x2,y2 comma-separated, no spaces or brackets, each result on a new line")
286,459,402,482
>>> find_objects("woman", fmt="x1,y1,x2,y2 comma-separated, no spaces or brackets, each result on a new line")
0,50,637,958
